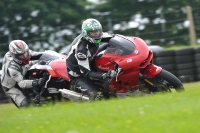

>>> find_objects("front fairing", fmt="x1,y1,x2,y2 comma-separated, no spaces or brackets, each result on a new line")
95,34,151,71
28,50,69,80
94,35,152,92
29,50,65,71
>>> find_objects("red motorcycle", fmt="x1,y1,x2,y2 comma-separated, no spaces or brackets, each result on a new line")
93,34,184,96
27,34,184,102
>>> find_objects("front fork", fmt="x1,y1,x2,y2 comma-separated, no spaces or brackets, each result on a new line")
143,64,162,78
140,64,163,92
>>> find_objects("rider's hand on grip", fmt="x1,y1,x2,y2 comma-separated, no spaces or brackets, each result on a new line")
32,78,46,88
102,70,117,80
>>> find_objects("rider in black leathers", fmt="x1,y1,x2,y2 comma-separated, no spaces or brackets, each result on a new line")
66,18,115,100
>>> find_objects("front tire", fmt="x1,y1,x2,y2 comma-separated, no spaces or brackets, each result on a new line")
156,69,184,92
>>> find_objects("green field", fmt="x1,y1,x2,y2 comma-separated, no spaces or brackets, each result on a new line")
0,82,200,133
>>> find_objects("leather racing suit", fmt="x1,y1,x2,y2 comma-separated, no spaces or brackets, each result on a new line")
66,33,113,100
1,50,43,107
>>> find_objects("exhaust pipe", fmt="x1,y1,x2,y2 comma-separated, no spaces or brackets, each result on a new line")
59,89,89,101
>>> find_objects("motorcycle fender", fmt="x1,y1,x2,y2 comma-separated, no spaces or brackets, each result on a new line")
143,64,162,78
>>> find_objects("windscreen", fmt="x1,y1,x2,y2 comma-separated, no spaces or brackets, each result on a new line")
106,35,136,55
39,50,63,60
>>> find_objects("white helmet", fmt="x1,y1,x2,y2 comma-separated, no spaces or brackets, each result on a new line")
9,40,30,65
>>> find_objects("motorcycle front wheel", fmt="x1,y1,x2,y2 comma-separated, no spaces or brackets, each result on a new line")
155,69,184,92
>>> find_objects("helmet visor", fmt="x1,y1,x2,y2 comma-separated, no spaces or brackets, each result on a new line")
15,51,29,61
88,30,102,39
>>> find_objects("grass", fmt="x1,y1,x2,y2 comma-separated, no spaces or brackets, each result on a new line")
0,82,200,133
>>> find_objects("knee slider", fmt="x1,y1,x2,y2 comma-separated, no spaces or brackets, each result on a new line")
19,98,29,107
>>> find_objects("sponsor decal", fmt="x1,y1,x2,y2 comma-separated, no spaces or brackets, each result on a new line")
77,53,87,59
12,48,16,53
96,65,109,71
134,50,139,54
33,72,37,76
12,72,18,77
127,59,132,63
14,41,24,49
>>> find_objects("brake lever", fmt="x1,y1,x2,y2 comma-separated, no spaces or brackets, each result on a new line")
114,64,122,82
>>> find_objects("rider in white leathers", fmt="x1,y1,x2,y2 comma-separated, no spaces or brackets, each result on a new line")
1,40,46,108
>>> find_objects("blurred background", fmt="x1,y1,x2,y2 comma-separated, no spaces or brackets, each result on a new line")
1,0,200,103
0,0,200,67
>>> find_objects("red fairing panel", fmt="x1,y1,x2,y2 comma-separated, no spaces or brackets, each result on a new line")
50,59,70,81
143,64,162,78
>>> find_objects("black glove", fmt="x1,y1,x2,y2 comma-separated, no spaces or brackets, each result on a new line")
32,78,46,88
102,70,117,80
